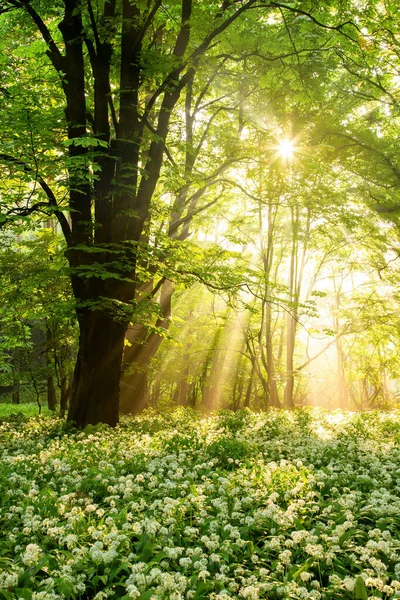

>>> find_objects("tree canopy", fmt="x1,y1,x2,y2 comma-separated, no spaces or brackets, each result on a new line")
1,0,400,425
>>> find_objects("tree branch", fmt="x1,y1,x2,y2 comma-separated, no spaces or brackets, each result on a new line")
142,0,258,125
8,0,65,73
270,2,361,42
0,153,72,243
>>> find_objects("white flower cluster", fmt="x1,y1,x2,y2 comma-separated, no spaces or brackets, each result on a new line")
21,543,41,566
1,407,400,599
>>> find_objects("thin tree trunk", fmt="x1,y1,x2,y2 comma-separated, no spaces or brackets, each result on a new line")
257,173,281,410
60,372,73,418
334,287,348,409
202,348,224,411
120,280,173,413
47,375,57,411
175,313,195,407
265,303,280,407
201,324,227,412
177,362,191,406
284,315,295,408
283,206,310,408
284,206,297,409
336,337,348,409
381,365,389,404
231,355,244,411
46,328,57,411
151,376,161,408
12,348,20,405
243,355,256,409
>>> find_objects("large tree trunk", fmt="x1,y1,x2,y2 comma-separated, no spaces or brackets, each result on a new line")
14,0,254,428
67,311,127,427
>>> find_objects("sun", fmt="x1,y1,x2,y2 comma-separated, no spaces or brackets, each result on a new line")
277,138,296,160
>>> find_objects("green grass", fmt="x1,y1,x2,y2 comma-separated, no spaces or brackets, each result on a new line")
0,402,54,418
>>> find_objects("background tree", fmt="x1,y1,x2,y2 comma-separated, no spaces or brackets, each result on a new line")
0,227,76,410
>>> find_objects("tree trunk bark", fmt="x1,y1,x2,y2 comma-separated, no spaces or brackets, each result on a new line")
12,348,20,405
265,304,280,407
60,372,73,418
334,289,347,409
177,362,191,406
336,337,348,409
244,356,256,408
283,316,295,408
120,280,173,413
46,329,57,411
201,325,226,412
151,376,161,408
67,311,127,427
47,375,57,411
120,359,150,414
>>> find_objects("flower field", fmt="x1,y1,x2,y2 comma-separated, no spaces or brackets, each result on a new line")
1,408,400,600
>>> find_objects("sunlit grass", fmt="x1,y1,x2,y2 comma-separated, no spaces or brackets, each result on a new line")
0,403,53,418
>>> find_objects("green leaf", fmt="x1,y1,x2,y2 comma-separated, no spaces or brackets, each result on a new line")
152,551,168,563
64,136,108,148
138,591,155,600
58,579,74,598
355,576,368,600
14,590,32,600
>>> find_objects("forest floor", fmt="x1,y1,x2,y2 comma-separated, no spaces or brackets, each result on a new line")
0,407,400,600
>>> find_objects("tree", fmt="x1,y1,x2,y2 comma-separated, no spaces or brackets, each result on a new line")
1,0,283,426
2,0,397,422
0,227,76,409
120,57,246,413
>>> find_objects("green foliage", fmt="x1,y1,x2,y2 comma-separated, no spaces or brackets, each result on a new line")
0,228,76,402
216,408,252,433
206,435,257,469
